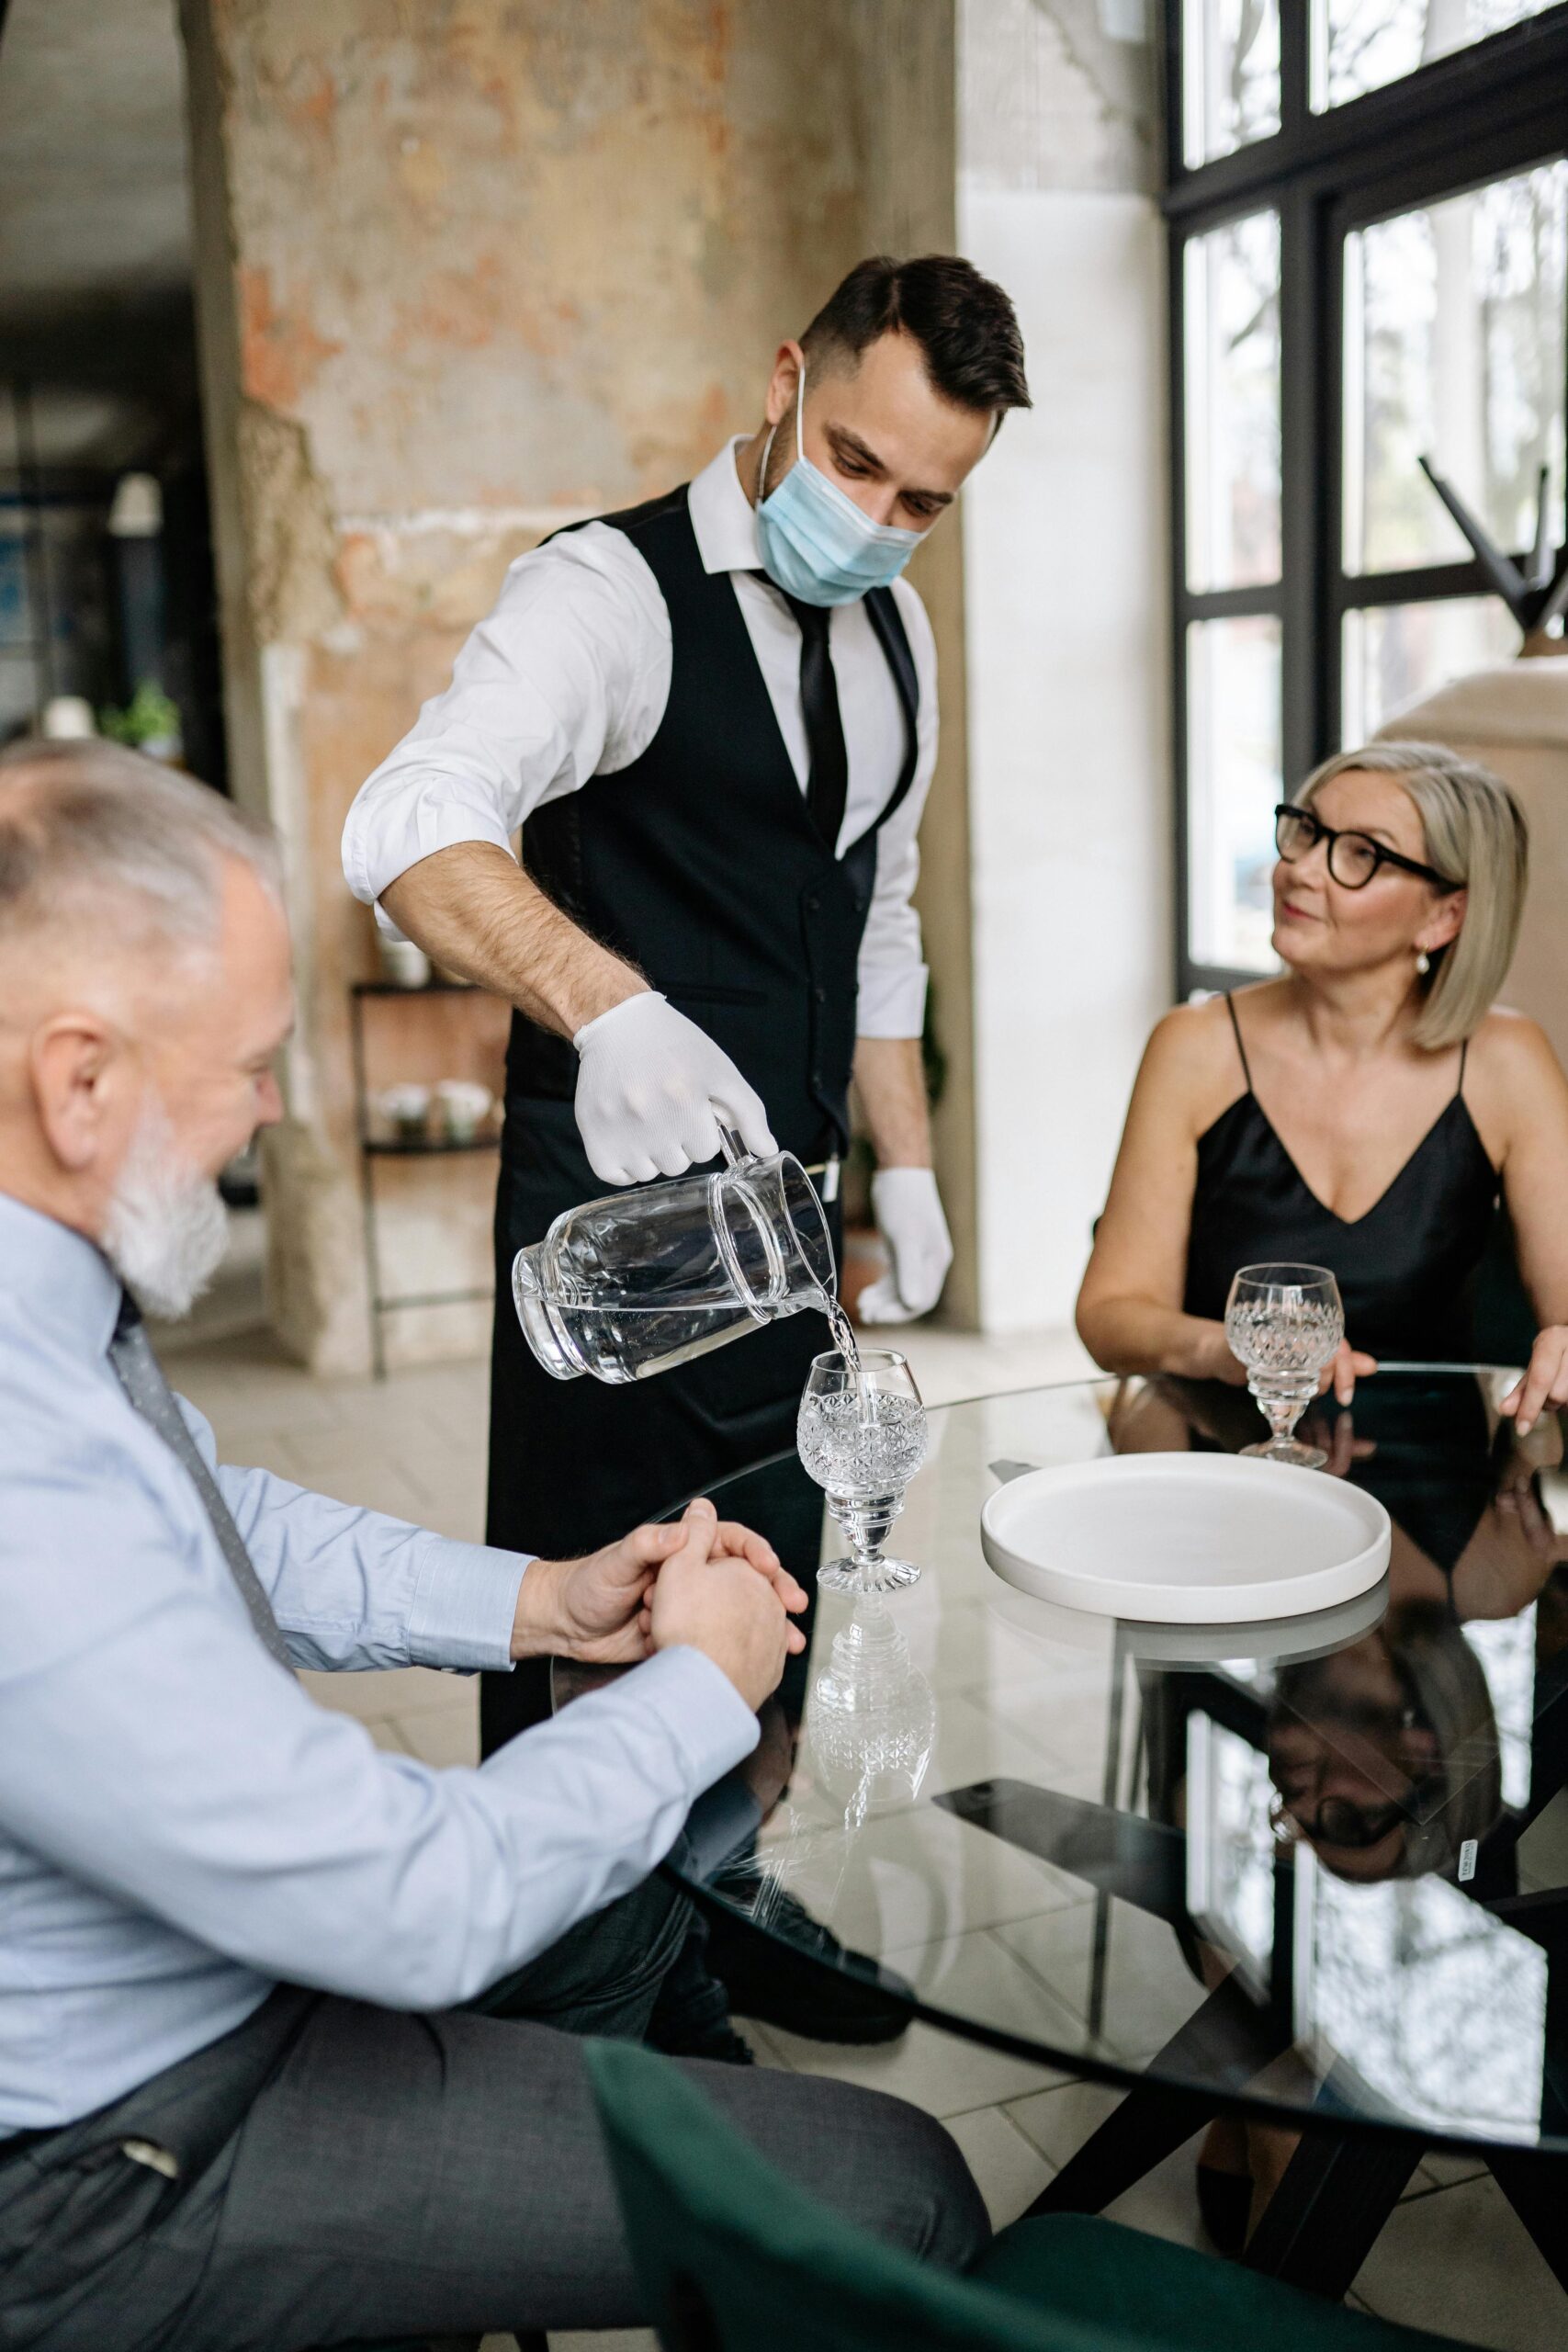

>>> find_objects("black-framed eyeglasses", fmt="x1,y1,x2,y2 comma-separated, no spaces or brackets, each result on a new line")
1271,1791,1411,1852
1274,804,1461,895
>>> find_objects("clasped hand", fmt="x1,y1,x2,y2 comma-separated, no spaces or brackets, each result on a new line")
513,1498,807,1712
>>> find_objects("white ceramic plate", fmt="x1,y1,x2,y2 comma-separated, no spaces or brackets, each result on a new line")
980,1453,1392,1624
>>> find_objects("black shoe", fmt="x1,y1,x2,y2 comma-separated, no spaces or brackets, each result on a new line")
647,1918,755,2064
648,2008,756,2065
1196,2162,1251,2256
657,2018,757,2066
705,1884,913,2046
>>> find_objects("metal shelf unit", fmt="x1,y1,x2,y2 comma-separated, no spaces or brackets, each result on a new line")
348,978,501,1379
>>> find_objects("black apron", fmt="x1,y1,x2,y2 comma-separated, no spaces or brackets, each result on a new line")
481,483,919,1753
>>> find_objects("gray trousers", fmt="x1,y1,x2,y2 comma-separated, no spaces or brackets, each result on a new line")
0,1879,987,2350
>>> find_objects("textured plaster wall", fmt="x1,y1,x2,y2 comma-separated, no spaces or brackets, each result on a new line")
179,0,968,1372
959,0,1171,1333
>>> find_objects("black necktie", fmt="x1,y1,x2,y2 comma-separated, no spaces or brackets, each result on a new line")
108,1291,294,1672
779,592,850,854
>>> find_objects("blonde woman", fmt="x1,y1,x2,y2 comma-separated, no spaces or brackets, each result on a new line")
1077,742,1568,1430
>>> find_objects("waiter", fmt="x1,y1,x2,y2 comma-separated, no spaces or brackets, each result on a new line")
343,254,1030,1755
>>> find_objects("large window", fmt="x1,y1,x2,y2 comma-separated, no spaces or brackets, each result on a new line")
1169,2,1568,993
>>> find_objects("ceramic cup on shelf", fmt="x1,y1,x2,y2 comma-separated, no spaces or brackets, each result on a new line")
434,1080,493,1145
378,935,432,990
378,1082,432,1142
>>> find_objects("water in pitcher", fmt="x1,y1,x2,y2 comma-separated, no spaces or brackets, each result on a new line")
513,1141,843,1385
543,1287,854,1385
544,1297,785,1385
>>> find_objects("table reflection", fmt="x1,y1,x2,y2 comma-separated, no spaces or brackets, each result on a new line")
656,1369,1568,2160
806,1597,937,1826
1122,1372,1562,1894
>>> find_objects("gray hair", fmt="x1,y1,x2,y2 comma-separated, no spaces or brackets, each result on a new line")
1293,741,1528,1051
0,738,281,967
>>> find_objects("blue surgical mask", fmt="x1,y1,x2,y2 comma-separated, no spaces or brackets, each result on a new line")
754,368,922,607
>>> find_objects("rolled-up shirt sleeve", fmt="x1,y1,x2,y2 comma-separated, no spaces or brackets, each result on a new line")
341,522,672,910
855,578,938,1040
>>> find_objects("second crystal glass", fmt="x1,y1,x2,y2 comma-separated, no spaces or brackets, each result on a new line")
797,1348,929,1593
1224,1261,1344,1469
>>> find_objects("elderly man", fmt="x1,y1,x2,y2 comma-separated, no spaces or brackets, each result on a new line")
0,740,986,2350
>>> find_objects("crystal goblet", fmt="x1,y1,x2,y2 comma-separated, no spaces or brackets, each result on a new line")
797,1348,928,1593
1224,1262,1344,1470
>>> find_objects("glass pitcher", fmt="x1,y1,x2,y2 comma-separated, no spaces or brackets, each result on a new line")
513,1126,836,1385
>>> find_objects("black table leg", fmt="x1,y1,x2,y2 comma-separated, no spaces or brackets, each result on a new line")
1241,2128,1425,2300
1486,2149,1568,2295
1021,1970,1292,2220
1024,2079,1220,2217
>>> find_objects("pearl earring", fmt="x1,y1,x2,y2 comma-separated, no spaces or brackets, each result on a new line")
1416,950,1431,976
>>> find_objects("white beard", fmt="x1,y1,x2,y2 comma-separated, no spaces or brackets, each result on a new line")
102,1099,231,1320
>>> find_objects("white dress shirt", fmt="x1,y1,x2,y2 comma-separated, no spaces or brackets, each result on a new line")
342,439,939,1039
0,1192,758,2136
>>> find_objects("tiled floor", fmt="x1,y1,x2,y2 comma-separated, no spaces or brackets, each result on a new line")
162,1311,1565,2352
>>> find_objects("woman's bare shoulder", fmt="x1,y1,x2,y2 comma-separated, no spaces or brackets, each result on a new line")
1136,991,1254,1123
1466,1005,1565,1081
1143,994,1225,1068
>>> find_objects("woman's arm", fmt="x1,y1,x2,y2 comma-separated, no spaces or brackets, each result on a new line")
1075,1007,1243,1383
1483,1012,1568,1433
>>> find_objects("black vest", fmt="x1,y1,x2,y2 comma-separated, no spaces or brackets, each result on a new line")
506,484,919,1157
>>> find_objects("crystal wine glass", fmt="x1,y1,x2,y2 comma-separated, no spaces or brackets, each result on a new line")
1224,1263,1344,1470
796,1348,929,1593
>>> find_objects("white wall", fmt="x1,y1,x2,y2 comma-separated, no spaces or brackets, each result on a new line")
959,0,1172,1334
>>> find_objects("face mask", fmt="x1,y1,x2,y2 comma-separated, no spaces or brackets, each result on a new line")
754,367,923,607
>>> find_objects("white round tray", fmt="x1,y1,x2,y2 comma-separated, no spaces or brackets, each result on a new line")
980,1452,1392,1624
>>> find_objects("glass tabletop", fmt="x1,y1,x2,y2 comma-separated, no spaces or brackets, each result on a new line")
559,1367,1568,2160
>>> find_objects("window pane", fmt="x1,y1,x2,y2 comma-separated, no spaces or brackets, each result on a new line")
1341,597,1520,740
1183,0,1281,168
1187,616,1282,972
0,530,31,650
1344,162,1568,575
1185,212,1282,591
1314,0,1560,110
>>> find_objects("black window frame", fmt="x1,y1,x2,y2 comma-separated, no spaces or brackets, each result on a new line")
1166,2,1568,1000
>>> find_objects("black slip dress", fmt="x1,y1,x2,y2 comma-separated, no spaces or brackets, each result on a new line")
1182,993,1500,1363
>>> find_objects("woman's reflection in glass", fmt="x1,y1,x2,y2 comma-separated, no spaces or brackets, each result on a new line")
1266,1606,1502,1883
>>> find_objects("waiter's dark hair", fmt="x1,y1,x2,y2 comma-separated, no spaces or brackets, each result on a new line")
801,254,1031,419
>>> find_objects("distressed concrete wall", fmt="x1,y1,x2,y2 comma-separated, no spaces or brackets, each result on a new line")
844,0,978,1330
959,0,1171,1332
179,0,970,1371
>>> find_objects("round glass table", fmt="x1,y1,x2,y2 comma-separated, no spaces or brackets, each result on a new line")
563,1365,1568,2299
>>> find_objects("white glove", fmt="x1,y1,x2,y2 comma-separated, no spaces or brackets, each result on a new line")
572,991,776,1184
858,1167,953,1323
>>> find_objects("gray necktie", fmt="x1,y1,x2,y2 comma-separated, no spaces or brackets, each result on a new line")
108,1292,294,1673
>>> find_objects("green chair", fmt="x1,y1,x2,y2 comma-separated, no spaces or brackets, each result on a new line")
584,2039,1472,2352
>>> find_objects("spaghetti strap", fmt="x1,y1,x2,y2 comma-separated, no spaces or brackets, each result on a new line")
1224,992,1254,1092
1457,1037,1468,1096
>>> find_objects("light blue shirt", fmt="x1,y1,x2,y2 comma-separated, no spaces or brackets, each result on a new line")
0,1193,759,2137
